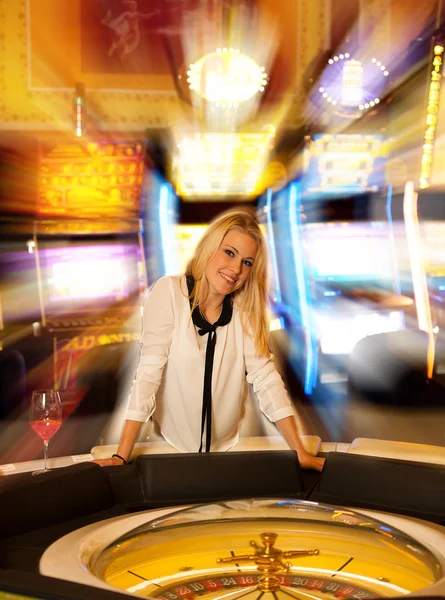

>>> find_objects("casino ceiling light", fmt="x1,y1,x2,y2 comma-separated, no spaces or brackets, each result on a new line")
173,129,275,198
187,48,268,106
315,54,389,118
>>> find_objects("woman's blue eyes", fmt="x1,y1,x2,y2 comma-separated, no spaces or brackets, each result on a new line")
224,249,253,267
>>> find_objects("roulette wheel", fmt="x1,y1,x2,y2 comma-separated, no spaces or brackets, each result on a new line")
40,499,445,600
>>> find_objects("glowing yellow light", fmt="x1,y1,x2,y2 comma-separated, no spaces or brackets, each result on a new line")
174,130,274,198
269,318,283,331
419,45,444,188
187,50,267,103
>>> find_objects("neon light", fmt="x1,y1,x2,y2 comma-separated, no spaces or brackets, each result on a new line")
319,55,388,113
159,184,178,276
419,44,444,189
403,181,435,378
265,188,282,303
289,182,317,394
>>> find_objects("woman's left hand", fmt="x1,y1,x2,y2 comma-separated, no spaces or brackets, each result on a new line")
297,451,325,472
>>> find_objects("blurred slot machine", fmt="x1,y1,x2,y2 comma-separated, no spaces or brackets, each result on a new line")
31,139,148,439
258,135,410,399
142,170,180,282
33,225,146,380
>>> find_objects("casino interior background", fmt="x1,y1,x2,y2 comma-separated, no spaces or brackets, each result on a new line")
2,0,445,466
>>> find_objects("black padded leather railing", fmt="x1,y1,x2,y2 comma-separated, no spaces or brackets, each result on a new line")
309,451,445,523
133,450,305,506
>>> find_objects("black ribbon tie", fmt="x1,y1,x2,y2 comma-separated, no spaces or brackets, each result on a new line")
186,276,233,452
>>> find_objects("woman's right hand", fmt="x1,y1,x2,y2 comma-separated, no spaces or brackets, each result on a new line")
91,457,126,467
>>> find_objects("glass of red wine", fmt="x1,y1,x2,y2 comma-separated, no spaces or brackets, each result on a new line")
29,389,62,475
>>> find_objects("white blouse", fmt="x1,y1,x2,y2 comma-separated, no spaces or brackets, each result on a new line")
125,275,294,452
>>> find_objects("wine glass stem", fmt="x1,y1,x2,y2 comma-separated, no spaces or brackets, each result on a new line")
43,440,49,472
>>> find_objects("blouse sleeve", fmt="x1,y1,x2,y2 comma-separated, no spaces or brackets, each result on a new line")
244,327,295,422
125,276,175,422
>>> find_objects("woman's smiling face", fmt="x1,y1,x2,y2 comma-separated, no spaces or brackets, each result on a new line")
204,229,258,302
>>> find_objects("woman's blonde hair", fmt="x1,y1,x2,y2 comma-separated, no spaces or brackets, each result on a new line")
186,210,270,357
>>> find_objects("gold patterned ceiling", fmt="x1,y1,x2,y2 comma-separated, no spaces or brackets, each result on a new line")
1,0,436,133
0,0,440,199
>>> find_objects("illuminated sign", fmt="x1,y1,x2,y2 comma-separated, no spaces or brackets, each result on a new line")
38,141,144,217
304,134,384,194
174,129,275,198
419,44,444,189
187,48,268,106
315,55,389,118
55,331,141,389
59,332,141,353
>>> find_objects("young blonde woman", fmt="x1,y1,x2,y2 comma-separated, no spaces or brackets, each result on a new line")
96,211,325,471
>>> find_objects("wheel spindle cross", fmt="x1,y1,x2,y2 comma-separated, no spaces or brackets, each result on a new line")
217,532,319,592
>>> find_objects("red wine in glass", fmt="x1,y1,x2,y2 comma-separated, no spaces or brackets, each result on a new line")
29,389,62,475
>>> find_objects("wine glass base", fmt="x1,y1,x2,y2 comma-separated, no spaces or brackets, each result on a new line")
31,469,51,476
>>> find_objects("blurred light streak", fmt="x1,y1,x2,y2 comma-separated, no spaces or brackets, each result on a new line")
159,182,179,275
265,188,281,303
289,181,317,395
386,185,404,330
403,181,435,378
32,233,46,327
317,309,404,355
